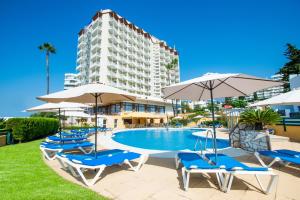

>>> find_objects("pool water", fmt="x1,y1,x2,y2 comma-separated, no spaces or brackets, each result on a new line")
112,128,229,151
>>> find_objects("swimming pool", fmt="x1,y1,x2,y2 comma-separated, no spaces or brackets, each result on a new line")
112,128,229,151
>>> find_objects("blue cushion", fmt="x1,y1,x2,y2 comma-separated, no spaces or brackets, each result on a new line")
47,135,87,142
259,150,300,165
40,141,93,150
205,153,268,171
178,152,218,169
70,151,141,166
275,149,300,157
58,149,124,160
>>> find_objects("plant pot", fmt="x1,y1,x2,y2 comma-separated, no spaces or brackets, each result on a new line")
254,122,263,131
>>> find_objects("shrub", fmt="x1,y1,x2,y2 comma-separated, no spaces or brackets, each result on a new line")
5,117,59,142
0,118,6,129
239,108,281,130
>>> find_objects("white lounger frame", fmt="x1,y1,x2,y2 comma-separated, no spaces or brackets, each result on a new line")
57,153,148,186
221,167,278,194
254,151,292,168
40,145,94,160
175,154,278,194
175,154,226,191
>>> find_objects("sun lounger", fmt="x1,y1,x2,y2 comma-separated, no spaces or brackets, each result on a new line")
205,153,278,194
46,135,87,143
175,152,226,191
255,149,300,167
56,150,148,186
60,131,88,138
40,141,94,160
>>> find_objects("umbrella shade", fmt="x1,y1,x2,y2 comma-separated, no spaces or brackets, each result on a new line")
26,102,90,112
163,72,283,163
250,89,300,107
37,83,136,158
194,115,204,119
37,83,136,104
163,73,283,101
173,116,183,119
206,114,221,118
62,111,91,118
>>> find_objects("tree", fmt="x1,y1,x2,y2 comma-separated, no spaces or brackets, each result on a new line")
39,43,56,94
277,43,300,91
30,112,57,118
165,58,178,116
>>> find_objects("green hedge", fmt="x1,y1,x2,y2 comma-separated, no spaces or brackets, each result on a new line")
6,118,59,142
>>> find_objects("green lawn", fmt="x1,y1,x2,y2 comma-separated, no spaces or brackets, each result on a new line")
0,140,107,200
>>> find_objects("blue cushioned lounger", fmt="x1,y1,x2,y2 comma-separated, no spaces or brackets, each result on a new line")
275,149,300,157
57,149,124,161
46,135,87,143
60,132,88,138
56,150,148,186
175,152,225,191
205,153,278,194
255,150,300,167
40,141,94,160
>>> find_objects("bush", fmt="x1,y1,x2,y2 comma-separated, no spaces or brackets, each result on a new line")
0,118,6,129
239,108,281,130
5,118,59,142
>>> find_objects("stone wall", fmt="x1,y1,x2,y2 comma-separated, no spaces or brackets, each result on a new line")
229,123,271,152
239,130,270,152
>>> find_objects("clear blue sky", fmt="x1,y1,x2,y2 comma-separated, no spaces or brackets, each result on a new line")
0,0,299,117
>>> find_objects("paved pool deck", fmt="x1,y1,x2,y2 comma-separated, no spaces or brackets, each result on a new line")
45,130,300,200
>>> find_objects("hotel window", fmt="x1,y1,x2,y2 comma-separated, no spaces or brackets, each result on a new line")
158,106,165,114
110,104,120,114
137,104,145,112
147,105,155,113
124,102,133,112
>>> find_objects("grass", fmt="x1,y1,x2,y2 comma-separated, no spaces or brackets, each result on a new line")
0,140,107,200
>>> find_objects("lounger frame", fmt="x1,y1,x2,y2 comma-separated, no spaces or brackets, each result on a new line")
254,151,294,168
221,167,278,194
57,153,148,186
40,145,94,160
175,154,226,191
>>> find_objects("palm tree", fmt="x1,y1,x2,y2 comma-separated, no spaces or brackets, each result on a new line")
165,58,178,116
38,43,56,94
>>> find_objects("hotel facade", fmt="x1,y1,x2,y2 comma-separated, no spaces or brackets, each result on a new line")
73,9,180,98
64,9,179,128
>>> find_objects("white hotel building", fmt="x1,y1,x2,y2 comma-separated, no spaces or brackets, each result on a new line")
63,9,179,128
70,9,180,98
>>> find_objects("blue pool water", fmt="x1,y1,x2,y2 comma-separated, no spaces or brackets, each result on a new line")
112,128,229,151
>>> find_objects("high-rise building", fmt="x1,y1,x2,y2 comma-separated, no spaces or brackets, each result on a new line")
75,9,180,97
64,73,80,90
246,74,284,100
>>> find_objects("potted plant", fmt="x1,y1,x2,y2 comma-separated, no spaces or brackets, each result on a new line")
239,108,281,130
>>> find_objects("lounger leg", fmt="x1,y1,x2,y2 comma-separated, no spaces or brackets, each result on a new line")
181,167,190,191
175,155,180,169
74,166,105,186
265,175,278,194
255,174,265,192
134,155,148,171
254,152,268,167
79,147,94,154
254,152,280,168
221,173,230,192
225,174,234,193
216,172,223,189
40,148,57,160
90,166,106,186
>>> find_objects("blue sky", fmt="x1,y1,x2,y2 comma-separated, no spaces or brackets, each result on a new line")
0,0,299,117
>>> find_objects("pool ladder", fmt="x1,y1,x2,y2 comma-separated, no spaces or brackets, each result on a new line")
194,130,214,155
